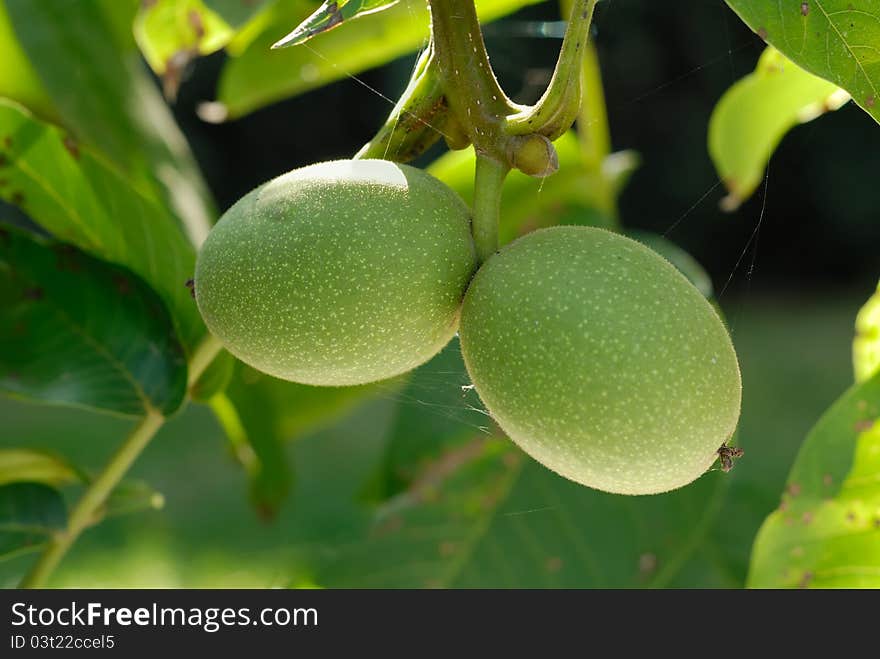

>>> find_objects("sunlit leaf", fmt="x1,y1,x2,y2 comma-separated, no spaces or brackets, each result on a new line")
854,282,880,382
0,449,83,488
211,0,543,120
748,370,880,588
0,226,188,416
132,0,271,100
202,0,272,27
0,1,56,123
5,0,215,246
0,482,65,562
274,0,399,49
0,100,202,352
709,47,848,211
135,0,236,99
723,0,880,125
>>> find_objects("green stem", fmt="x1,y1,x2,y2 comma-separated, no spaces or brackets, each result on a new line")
472,155,509,264
187,332,224,390
20,409,165,588
427,0,515,160
209,392,255,468
506,0,598,140
20,332,224,588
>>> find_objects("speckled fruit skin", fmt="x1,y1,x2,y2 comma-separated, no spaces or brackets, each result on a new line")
459,226,741,495
195,160,477,386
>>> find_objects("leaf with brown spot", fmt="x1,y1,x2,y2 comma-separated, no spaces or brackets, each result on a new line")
724,0,880,124
61,135,79,160
134,0,266,80
0,225,187,416
854,281,880,382
5,0,216,244
271,0,398,49
0,100,202,352
749,370,880,587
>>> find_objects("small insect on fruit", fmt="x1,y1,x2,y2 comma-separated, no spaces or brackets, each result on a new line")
459,226,742,495
717,444,744,473
194,159,477,386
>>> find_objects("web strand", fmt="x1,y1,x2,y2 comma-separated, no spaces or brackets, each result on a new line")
719,159,771,299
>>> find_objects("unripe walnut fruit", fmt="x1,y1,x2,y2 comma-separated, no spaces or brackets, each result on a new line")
195,159,477,386
459,226,741,495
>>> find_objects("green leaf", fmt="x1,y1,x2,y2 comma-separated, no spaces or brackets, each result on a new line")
428,133,621,243
213,363,391,517
627,231,714,299
723,0,880,125
0,0,56,122
0,449,83,487
0,100,202,352
0,226,188,416
312,341,734,588
355,44,453,163
709,47,848,211
0,482,65,562
274,0,398,48
748,370,880,588
5,0,215,246
211,0,543,120
854,281,880,382
203,0,272,25
133,0,272,99
134,0,236,99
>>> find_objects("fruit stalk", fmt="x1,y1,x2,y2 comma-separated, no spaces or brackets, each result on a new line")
19,333,224,588
472,154,508,264
506,0,598,139
427,0,516,163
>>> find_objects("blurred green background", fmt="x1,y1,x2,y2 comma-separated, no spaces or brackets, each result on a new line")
0,295,862,586
1,0,878,587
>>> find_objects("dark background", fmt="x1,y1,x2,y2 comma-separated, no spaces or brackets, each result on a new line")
172,0,880,296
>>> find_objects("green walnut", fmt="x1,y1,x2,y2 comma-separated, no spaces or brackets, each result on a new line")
459,226,741,495
195,159,477,386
